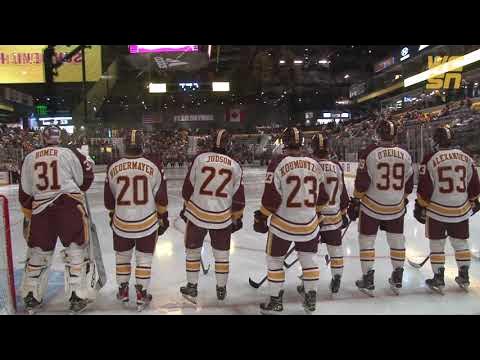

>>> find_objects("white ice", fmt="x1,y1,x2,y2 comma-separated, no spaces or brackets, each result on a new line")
3,167,480,315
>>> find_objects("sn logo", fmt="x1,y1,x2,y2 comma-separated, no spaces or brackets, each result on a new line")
426,56,463,90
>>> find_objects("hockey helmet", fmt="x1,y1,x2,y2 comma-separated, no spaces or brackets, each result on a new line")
281,127,303,149
311,133,328,156
376,119,397,141
433,125,453,147
42,125,61,145
212,128,232,153
125,129,144,155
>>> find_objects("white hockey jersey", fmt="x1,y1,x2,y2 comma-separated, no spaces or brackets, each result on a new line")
315,158,350,232
353,144,414,221
417,148,480,223
260,154,329,242
182,151,245,230
19,146,94,216
104,156,168,238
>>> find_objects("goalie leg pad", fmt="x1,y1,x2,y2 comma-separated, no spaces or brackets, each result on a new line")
213,248,229,287
327,244,344,277
65,243,90,301
116,249,133,286
186,247,202,285
297,251,319,293
386,232,406,270
450,237,471,269
359,234,376,275
266,255,285,297
429,238,446,274
21,247,53,302
135,250,153,291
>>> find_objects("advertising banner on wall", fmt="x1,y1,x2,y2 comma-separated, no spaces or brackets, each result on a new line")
0,45,102,84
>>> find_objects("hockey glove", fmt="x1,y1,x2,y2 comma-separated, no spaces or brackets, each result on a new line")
413,200,426,224
341,214,350,229
253,210,269,234
232,218,243,233
347,198,361,222
471,198,480,216
157,212,170,236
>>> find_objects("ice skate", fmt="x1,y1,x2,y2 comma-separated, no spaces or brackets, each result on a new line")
425,268,445,295
69,291,89,314
302,290,317,314
216,285,227,301
388,268,404,295
455,266,470,292
260,290,284,315
24,292,42,315
116,282,129,305
135,285,152,312
356,270,375,297
180,282,198,304
330,274,342,296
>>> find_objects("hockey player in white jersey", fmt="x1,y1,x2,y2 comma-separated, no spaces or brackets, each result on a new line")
104,130,169,311
415,126,480,293
179,129,245,303
254,127,329,314
307,133,350,295
19,125,95,313
348,120,414,296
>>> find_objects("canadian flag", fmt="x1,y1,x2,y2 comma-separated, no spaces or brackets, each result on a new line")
227,108,244,123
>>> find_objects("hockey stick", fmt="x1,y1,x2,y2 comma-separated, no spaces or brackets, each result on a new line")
201,257,211,275
84,193,107,290
407,256,430,269
248,246,296,289
284,221,351,268
173,215,211,275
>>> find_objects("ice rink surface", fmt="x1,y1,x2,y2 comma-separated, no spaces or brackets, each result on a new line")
3,166,480,315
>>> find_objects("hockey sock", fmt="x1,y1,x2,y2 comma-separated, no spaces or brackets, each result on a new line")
386,233,406,270
359,235,376,274
298,251,319,293
115,249,133,285
213,249,229,288
266,255,285,297
449,237,471,269
327,244,344,278
429,239,446,274
185,247,202,285
135,250,153,291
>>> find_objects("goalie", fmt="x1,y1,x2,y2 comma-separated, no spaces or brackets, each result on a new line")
19,126,95,314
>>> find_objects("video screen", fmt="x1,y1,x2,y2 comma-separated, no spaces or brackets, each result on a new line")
129,45,199,54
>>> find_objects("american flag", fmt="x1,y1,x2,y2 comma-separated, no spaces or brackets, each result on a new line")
143,113,162,124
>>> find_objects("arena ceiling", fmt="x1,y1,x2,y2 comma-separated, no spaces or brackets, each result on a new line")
4,45,400,118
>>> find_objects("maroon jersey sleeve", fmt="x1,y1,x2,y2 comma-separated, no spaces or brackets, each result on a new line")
353,145,376,199
154,161,168,215
340,175,350,213
316,182,330,211
72,148,95,192
182,154,202,202
18,158,33,218
260,156,285,217
104,163,115,211
232,168,245,220
468,164,480,201
417,153,435,206
405,172,414,196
